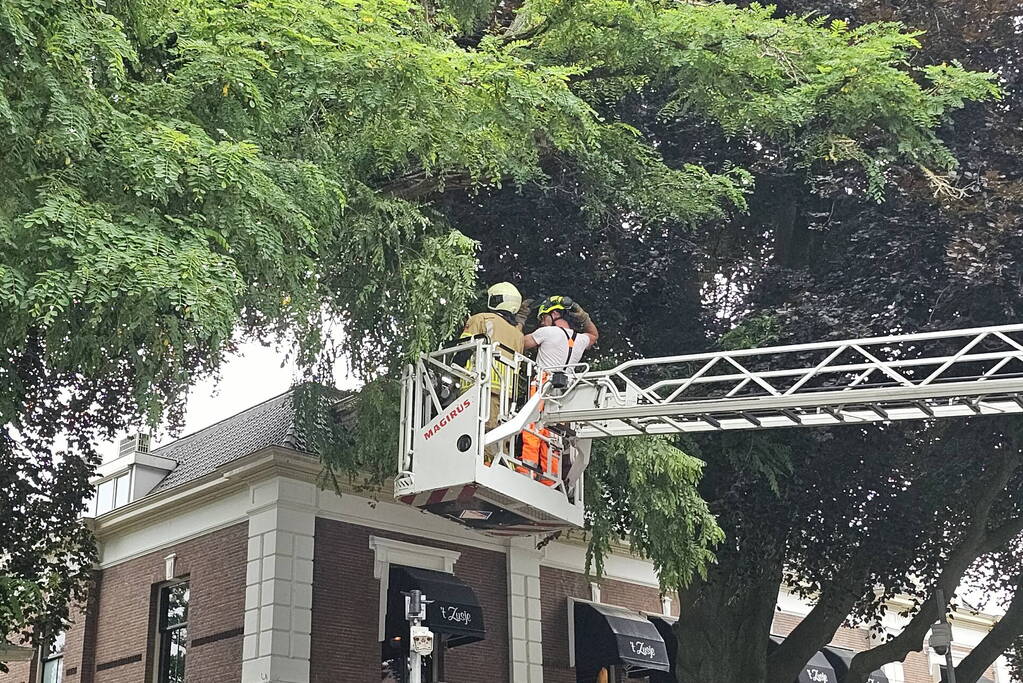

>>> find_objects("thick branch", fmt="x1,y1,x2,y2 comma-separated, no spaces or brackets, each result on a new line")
499,0,579,44
375,170,472,200
499,16,550,43
766,583,864,683
956,574,1023,683
567,68,637,84
845,454,1020,683
980,515,1023,555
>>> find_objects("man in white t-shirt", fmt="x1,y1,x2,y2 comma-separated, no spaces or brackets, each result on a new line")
522,295,599,371
519,296,598,486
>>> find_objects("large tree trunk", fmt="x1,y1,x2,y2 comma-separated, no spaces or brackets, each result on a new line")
675,552,783,683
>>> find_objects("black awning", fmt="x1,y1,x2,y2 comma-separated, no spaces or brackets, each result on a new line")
574,601,672,676
822,645,889,683
941,665,993,683
799,650,838,683
385,565,485,647
769,636,839,683
642,615,678,682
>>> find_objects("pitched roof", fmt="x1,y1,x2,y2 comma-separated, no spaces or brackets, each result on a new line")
148,389,306,494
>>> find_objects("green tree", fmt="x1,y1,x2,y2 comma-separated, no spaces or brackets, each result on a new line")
0,0,998,665
442,0,1023,680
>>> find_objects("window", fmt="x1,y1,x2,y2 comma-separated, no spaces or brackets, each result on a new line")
96,479,115,514
114,473,130,507
91,472,132,516
157,582,188,683
40,632,64,683
368,536,460,641
369,538,465,683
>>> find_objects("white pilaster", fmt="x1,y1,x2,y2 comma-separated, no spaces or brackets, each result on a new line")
242,477,317,683
661,595,672,616
508,538,544,683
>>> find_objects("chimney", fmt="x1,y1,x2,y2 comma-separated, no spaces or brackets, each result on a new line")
117,433,151,459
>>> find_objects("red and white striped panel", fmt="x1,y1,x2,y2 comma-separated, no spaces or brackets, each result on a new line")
483,524,572,537
399,485,477,508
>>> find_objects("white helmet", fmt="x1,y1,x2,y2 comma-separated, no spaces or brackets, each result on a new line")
487,282,522,314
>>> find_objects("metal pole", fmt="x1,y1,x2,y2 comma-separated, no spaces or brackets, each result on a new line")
409,649,421,683
407,590,423,683
936,589,958,683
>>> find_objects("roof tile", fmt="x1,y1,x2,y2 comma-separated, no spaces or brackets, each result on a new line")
148,389,304,494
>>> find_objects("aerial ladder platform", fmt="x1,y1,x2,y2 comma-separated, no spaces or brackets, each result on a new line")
395,324,1023,535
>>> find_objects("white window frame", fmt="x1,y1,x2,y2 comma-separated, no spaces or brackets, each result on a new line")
37,631,64,683
90,469,134,517
369,536,460,642
930,646,969,683
882,661,905,683
153,579,189,683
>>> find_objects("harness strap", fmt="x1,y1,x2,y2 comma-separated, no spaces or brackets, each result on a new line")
561,327,578,367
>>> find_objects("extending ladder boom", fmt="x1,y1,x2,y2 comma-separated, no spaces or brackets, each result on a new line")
543,324,1023,437
396,323,1023,535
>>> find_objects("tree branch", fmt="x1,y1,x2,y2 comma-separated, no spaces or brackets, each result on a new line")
374,170,473,200
499,0,579,44
767,583,865,683
955,573,1023,683
845,453,1020,683
980,515,1023,555
567,67,637,84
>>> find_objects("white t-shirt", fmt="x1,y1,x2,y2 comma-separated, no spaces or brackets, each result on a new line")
531,325,592,371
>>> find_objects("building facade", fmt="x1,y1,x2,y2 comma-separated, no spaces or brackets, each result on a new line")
1,391,1011,683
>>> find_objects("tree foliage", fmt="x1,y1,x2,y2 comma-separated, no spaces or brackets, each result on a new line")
0,0,1001,665
447,0,1023,680
585,436,722,591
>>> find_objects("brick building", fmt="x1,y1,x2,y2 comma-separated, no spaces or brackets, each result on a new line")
1,390,1011,683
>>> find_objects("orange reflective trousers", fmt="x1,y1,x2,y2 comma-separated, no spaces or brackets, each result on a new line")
519,374,560,485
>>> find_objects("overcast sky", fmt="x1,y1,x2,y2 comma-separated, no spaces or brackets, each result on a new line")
156,342,297,441
100,339,362,459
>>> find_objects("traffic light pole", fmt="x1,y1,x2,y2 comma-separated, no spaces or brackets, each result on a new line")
935,588,958,683
405,589,432,683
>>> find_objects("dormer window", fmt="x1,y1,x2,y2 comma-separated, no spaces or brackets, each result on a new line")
85,434,176,518
90,471,132,517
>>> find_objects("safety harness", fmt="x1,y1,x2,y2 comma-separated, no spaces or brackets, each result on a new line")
560,327,578,368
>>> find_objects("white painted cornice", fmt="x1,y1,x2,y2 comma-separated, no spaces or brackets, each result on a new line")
92,451,178,481
91,446,308,539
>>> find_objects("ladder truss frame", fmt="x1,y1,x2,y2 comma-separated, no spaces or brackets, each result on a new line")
541,324,1023,437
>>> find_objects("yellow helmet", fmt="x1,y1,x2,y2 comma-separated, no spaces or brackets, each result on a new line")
537,295,572,319
487,282,522,314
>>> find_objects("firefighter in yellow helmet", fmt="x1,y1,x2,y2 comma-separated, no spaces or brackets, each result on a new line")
524,295,599,370
460,282,528,358
459,283,532,459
